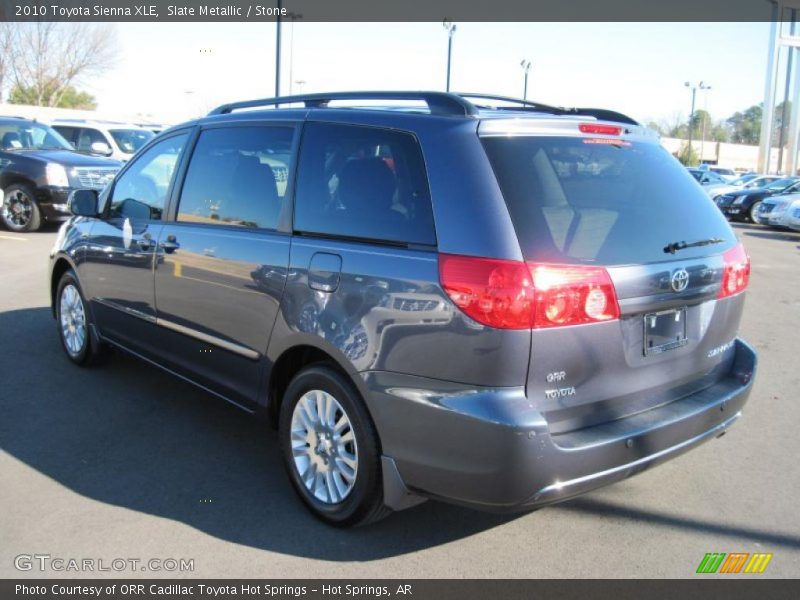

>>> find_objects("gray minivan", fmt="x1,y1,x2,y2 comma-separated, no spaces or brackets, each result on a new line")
49,92,756,526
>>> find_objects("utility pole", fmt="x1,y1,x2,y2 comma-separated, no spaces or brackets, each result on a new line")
287,12,303,95
700,83,712,164
275,0,282,97
443,20,456,92
776,9,796,172
684,81,709,166
520,60,532,100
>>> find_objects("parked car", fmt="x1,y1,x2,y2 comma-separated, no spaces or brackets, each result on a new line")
715,177,800,223
50,92,756,527
687,168,728,186
781,198,800,232
702,166,738,182
705,175,782,200
51,120,155,162
756,192,800,227
0,116,121,232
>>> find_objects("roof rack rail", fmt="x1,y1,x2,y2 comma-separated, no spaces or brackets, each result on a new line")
208,91,479,117
456,92,640,126
456,93,564,114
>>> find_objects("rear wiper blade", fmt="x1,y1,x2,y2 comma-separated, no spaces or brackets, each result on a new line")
663,237,724,255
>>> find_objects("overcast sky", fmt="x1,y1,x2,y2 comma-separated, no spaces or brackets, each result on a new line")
86,22,774,126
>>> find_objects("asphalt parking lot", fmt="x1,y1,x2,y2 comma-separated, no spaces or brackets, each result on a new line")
0,223,798,579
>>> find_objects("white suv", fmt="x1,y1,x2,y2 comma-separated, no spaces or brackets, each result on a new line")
51,120,155,162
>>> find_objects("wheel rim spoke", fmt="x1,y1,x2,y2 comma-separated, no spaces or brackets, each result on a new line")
59,284,87,357
290,388,359,504
4,191,32,227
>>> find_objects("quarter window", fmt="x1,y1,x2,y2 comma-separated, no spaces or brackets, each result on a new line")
177,126,294,230
294,123,436,246
109,133,188,221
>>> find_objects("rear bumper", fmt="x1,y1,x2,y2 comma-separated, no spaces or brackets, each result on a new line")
363,338,756,512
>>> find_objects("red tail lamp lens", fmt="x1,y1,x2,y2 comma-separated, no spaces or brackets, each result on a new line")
529,264,620,328
438,254,535,329
439,255,620,329
718,243,750,298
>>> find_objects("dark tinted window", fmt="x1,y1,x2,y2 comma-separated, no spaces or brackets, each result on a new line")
109,133,187,221
53,126,79,146
294,123,436,245
77,128,108,152
177,126,293,230
482,136,736,265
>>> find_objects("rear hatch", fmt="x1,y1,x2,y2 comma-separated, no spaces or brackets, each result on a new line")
480,121,749,434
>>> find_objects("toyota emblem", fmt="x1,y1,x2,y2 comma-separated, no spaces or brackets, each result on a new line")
671,269,689,292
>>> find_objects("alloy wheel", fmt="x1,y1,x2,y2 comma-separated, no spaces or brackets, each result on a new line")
2,189,33,229
60,284,87,356
290,389,359,504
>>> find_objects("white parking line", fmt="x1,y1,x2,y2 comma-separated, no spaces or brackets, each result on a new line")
0,235,28,241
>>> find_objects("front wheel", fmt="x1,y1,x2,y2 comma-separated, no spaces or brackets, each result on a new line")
279,364,390,527
56,270,107,366
749,201,762,224
1,184,42,232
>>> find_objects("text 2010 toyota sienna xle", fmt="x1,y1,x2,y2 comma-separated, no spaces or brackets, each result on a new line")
49,92,756,526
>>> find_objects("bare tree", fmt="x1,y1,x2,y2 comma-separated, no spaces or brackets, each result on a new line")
7,22,118,107
0,23,15,102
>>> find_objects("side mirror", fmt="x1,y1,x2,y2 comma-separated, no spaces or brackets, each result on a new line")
90,141,113,157
68,189,99,217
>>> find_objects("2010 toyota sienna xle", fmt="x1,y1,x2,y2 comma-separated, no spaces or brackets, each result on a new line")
49,92,757,527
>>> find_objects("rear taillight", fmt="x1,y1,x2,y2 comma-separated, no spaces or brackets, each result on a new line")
718,243,750,298
438,254,535,329
439,255,620,330
529,263,620,328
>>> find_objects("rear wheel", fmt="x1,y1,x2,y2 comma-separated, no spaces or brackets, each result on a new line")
279,364,390,527
56,270,107,366
1,184,41,232
749,201,762,224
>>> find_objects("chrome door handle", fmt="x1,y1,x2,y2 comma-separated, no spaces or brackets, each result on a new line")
137,233,153,251
160,236,180,253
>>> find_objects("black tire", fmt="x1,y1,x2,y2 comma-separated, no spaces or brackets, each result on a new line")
1,183,42,232
55,270,107,366
279,364,390,527
749,201,762,224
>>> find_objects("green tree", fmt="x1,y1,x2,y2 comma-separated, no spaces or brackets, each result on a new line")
710,122,729,143
9,83,97,109
676,141,699,166
724,102,791,146
726,104,762,145
646,121,664,136
691,109,712,140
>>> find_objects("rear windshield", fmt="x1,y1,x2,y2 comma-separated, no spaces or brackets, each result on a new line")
481,136,737,265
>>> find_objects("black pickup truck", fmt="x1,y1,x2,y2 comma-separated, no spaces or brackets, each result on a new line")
0,116,121,231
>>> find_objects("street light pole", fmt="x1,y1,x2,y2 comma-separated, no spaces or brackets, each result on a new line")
443,21,456,92
275,0,282,97
700,83,712,164
520,60,532,100
684,81,708,166
287,12,302,96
